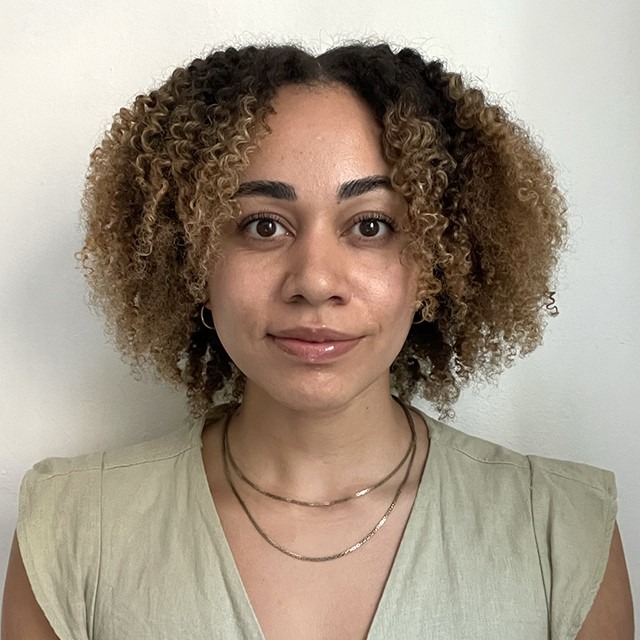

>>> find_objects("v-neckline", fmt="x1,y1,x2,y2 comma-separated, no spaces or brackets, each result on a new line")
189,405,436,640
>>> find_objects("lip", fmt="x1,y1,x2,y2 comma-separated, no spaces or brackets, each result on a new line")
267,327,363,363
269,327,360,342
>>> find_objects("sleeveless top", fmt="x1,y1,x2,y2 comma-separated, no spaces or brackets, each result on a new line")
16,406,617,640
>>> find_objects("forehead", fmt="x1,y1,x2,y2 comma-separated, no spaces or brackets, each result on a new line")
241,84,390,184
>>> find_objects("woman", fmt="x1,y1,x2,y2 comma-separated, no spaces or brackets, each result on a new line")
2,43,634,639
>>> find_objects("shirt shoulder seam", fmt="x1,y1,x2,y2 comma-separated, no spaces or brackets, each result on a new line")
32,439,197,480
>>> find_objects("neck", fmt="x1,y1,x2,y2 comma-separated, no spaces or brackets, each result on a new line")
225,381,413,501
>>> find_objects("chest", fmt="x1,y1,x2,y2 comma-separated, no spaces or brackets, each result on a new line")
93,487,551,640
200,408,432,639
92,424,552,639
224,514,407,640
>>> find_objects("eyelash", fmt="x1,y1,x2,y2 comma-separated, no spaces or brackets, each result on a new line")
352,212,397,235
238,211,286,230
238,211,397,239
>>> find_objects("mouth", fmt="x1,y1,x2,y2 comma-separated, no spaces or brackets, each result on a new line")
269,327,360,342
267,328,363,362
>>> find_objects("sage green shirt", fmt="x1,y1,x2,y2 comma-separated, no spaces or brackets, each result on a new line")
17,408,617,639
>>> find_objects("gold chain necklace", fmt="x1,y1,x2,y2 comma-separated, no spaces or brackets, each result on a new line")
221,399,417,562
225,400,416,507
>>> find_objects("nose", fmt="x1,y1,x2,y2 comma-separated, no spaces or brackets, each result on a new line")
280,228,352,306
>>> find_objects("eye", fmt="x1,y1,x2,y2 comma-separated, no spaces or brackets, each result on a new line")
240,213,289,239
350,214,396,239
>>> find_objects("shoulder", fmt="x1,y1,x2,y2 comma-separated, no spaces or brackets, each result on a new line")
418,408,619,639
18,423,199,547
18,423,200,510
15,423,200,639
25,422,198,480
18,425,197,521
423,410,616,498
424,412,530,468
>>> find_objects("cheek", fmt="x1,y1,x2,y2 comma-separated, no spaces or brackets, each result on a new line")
355,259,418,310
207,257,271,327
207,259,239,324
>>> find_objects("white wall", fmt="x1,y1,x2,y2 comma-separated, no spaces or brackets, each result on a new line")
2,0,638,625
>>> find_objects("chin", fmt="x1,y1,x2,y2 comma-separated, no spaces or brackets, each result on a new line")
244,369,391,415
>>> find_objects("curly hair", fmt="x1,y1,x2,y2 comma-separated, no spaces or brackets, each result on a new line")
80,43,567,417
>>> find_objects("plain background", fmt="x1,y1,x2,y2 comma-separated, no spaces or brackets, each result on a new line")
1,0,638,628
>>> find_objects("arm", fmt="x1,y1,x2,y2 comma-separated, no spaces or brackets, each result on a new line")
576,522,634,639
1,532,60,640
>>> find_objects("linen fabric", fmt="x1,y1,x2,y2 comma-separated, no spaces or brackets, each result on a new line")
16,406,617,639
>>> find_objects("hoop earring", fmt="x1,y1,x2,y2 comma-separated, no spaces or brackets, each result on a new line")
200,304,215,330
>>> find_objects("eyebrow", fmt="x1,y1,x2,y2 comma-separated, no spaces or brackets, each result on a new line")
234,175,393,202
235,180,296,200
337,175,392,201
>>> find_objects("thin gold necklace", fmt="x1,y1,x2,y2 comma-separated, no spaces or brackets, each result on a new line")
225,400,416,507
221,399,418,562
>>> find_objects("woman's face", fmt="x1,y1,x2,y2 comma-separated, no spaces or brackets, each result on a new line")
207,84,418,412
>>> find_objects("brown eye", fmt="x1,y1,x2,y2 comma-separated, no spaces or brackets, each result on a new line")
256,219,277,237
358,219,381,237
351,216,394,239
241,215,288,239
